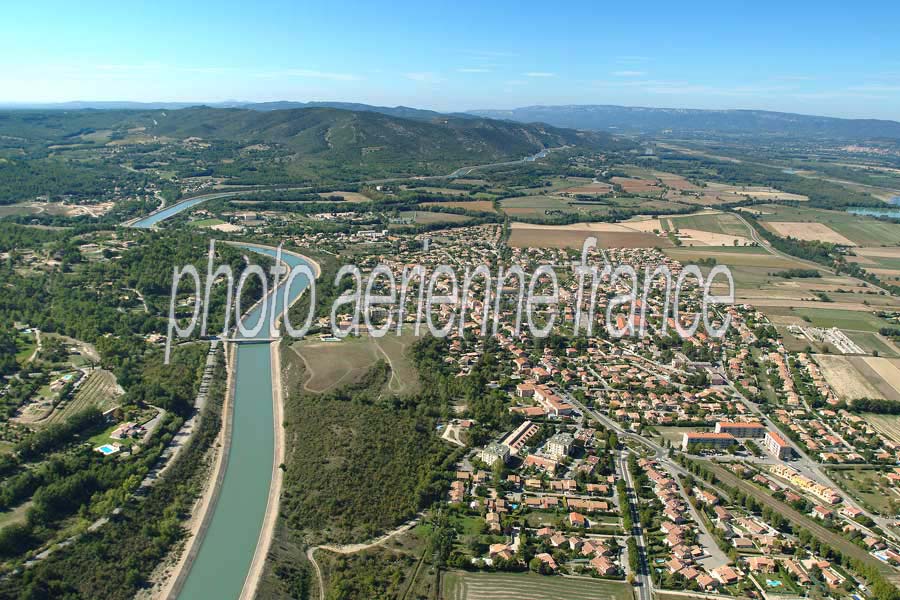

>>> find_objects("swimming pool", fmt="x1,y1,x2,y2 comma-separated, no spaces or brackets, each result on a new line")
766,579,783,587
95,444,119,456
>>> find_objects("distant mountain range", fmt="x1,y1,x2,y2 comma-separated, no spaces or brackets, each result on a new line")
467,105,900,140
0,100,469,121
0,105,627,168
138,106,621,160
4,100,899,141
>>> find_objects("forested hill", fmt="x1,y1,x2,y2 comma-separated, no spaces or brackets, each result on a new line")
0,106,629,160
467,104,900,140
143,106,626,158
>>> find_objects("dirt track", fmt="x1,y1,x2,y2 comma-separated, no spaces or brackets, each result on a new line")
306,516,422,600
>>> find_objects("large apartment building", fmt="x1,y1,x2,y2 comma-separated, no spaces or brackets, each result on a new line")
763,430,793,460
714,421,766,438
682,432,737,451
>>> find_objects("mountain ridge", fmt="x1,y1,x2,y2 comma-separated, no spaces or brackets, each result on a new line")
4,100,899,140
466,104,900,140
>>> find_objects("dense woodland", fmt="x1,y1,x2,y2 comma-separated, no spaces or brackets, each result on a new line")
279,360,457,544
0,224,269,415
0,347,227,599
0,225,276,589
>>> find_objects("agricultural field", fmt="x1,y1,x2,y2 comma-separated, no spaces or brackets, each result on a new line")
44,369,122,426
813,354,900,402
664,245,768,259
663,182,806,207
190,218,226,228
397,210,471,225
784,308,894,331
499,195,693,219
667,247,847,304
755,204,900,247
665,211,753,246
508,222,670,249
288,332,421,395
407,186,470,196
319,191,372,202
666,211,751,237
561,181,614,195
864,413,900,444
655,173,702,192
512,176,593,194
852,247,900,277
845,331,900,358
420,200,496,213
443,571,632,600
857,356,900,399
500,195,583,217
766,221,856,246
611,175,662,195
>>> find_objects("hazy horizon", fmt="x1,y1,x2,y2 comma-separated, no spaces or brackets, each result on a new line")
2,1,899,120
1,99,900,124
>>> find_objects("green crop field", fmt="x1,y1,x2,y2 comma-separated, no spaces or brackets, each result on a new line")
190,218,226,227
398,210,471,225
667,212,751,238
845,331,900,357
289,332,421,395
755,205,900,246
443,571,633,600
784,307,893,331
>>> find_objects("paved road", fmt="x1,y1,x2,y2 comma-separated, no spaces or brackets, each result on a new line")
618,450,653,600
669,472,729,571
708,462,900,586
732,212,890,294
726,381,900,541
128,147,564,228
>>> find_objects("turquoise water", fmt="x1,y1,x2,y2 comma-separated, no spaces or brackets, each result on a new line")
177,247,311,599
847,207,900,218
131,193,233,228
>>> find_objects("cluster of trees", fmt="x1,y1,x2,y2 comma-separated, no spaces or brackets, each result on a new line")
319,550,418,600
772,268,821,279
15,408,104,461
0,326,20,376
279,358,458,544
0,227,266,415
680,458,900,600
0,350,228,598
740,213,837,265
848,398,900,414
0,158,149,204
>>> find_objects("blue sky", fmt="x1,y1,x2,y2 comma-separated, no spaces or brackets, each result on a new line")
2,0,899,119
